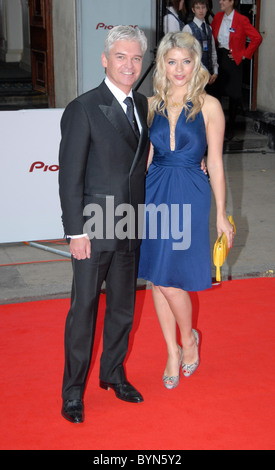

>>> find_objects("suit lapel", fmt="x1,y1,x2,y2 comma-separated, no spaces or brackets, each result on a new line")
98,82,148,173
133,91,147,133
98,82,140,151
129,91,149,175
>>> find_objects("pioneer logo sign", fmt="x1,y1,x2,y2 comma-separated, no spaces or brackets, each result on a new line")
96,23,138,30
29,161,59,172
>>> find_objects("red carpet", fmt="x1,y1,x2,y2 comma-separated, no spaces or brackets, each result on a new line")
0,278,275,450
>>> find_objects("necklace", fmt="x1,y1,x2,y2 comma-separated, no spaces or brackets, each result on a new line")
168,95,184,108
169,101,183,108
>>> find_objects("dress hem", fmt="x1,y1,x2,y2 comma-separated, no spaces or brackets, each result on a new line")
137,276,212,292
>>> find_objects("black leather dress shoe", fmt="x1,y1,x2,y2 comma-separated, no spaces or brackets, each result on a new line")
100,380,144,403
61,399,84,423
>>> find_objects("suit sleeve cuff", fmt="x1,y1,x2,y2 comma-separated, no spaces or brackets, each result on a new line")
67,234,88,239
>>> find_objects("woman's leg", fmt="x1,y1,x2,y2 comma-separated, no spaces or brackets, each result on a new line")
152,284,198,377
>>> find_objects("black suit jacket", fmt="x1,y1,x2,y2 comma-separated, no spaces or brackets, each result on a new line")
58,81,150,252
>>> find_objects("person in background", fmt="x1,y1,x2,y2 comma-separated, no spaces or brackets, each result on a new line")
211,0,262,139
183,0,218,91
163,0,187,33
205,0,214,24
138,32,234,390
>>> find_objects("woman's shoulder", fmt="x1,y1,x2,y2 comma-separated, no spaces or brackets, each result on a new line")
200,93,224,126
201,93,222,112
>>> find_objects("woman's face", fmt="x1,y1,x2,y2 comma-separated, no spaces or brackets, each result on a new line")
219,0,234,15
164,47,195,92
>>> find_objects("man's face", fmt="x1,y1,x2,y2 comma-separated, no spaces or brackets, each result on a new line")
192,3,207,21
101,40,143,94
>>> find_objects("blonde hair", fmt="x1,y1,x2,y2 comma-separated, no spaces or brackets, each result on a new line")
148,32,210,125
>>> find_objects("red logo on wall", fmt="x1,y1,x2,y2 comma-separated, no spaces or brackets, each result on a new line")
29,161,59,172
96,23,138,30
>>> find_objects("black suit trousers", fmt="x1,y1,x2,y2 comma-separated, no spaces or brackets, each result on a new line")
62,245,140,401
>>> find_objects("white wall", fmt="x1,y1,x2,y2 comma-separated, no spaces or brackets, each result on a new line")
0,110,64,243
257,0,275,112
78,0,156,98
52,0,156,107
52,0,78,108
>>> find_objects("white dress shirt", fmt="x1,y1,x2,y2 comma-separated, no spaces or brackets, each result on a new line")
163,7,182,33
217,10,235,49
104,77,141,132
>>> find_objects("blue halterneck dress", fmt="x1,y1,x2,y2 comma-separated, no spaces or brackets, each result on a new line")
138,106,212,292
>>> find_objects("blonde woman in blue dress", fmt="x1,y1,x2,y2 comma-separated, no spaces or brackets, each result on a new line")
138,32,234,389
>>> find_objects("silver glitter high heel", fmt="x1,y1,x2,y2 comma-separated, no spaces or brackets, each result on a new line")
163,346,183,390
182,329,200,377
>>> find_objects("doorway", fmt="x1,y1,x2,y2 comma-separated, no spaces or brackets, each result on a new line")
238,0,261,111
0,0,55,110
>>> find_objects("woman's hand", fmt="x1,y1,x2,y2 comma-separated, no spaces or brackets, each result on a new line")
217,215,235,249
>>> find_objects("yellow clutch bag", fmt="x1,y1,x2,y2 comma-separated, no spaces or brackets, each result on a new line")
213,216,236,282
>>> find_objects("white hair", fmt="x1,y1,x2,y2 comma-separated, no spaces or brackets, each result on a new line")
104,25,147,58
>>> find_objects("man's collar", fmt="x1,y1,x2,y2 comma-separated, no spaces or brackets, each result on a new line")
225,9,235,19
193,17,204,27
104,77,133,104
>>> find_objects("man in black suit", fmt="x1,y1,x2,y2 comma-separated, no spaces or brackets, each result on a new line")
58,26,150,423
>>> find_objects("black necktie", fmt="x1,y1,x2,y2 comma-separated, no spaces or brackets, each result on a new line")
201,22,206,35
124,97,140,138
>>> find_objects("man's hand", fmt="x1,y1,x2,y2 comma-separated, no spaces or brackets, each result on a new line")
208,73,218,85
201,158,208,175
70,236,91,260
